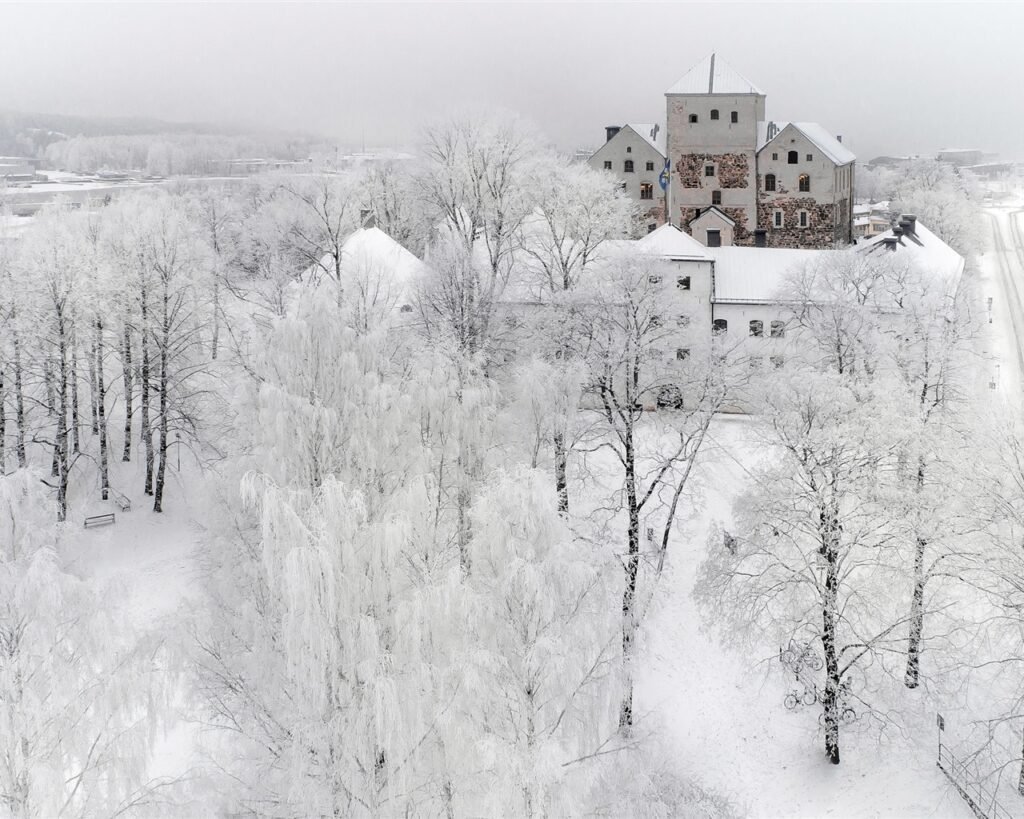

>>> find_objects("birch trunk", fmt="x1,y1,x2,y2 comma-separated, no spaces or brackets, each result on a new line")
121,324,133,462
96,318,109,501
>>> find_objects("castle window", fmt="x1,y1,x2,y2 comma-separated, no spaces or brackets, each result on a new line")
677,276,691,290
772,152,778,161
798,174,810,192
706,229,721,247
773,210,783,228
640,182,654,200
689,114,698,124
755,229,767,247
711,109,720,120
788,150,798,164
806,153,813,161
676,348,690,360
770,320,786,338
603,160,612,170
712,190,721,205
731,111,738,123
646,161,655,171
764,173,776,191
624,160,634,173
648,223,657,233
798,210,809,228
749,320,763,337
705,165,715,177
626,146,632,153
713,318,728,335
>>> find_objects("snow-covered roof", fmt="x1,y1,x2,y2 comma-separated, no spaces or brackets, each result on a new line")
312,226,427,310
758,122,856,166
709,246,821,303
856,219,965,284
690,206,736,227
637,224,712,260
666,53,763,96
624,123,667,156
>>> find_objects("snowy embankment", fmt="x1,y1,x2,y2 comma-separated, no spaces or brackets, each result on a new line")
636,416,973,819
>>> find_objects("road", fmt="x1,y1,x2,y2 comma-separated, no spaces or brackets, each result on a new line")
981,207,1024,400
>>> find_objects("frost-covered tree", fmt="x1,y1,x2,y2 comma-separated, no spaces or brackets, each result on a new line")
574,249,730,734
698,370,909,765
0,471,174,817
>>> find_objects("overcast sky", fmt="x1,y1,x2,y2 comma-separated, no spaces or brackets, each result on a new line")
2,2,1022,161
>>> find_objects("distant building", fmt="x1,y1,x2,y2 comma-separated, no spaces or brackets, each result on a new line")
664,54,854,249
853,201,891,240
937,148,983,167
588,124,668,234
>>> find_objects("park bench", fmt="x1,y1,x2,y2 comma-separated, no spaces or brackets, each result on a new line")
112,491,132,512
84,513,116,528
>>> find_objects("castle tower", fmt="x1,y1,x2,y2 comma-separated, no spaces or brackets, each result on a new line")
665,54,766,246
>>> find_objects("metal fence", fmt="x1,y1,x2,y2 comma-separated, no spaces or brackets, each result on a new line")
937,742,1016,819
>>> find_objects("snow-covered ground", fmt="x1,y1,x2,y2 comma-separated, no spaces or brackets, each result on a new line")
638,416,974,818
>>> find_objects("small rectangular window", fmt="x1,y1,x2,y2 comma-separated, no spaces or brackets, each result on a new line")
749,320,763,337
648,275,662,284
647,223,657,233
646,161,655,171
706,229,721,248
754,230,767,247
731,111,738,123
772,152,778,161
705,165,715,177
711,190,721,206
676,348,690,360
806,153,813,161
770,320,786,338
626,146,632,153
799,211,809,228
677,276,691,290
640,182,654,200
773,210,783,228
603,160,612,170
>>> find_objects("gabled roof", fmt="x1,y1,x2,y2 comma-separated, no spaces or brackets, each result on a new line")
623,123,667,156
666,53,764,96
758,121,856,166
689,206,736,227
636,224,713,260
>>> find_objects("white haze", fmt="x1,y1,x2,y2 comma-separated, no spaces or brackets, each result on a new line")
1,1,1021,160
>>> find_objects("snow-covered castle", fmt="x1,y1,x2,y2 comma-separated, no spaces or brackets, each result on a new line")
590,54,855,250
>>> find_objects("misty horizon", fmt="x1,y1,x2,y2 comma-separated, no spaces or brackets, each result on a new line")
2,2,1022,161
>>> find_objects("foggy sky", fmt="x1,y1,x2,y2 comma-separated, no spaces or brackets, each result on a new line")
2,2,1022,162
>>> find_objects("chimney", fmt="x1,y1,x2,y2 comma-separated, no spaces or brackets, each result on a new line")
605,125,622,143
899,214,917,236
892,225,904,238
360,208,376,228
883,236,900,252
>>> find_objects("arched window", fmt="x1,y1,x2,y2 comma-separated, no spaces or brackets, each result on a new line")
798,174,810,192
713,318,728,335
788,150,798,164
710,109,720,120
749,320,763,337
624,160,634,173
764,173,776,192
731,111,738,123
689,114,698,124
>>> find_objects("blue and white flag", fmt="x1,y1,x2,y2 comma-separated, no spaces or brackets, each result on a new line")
658,158,671,191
